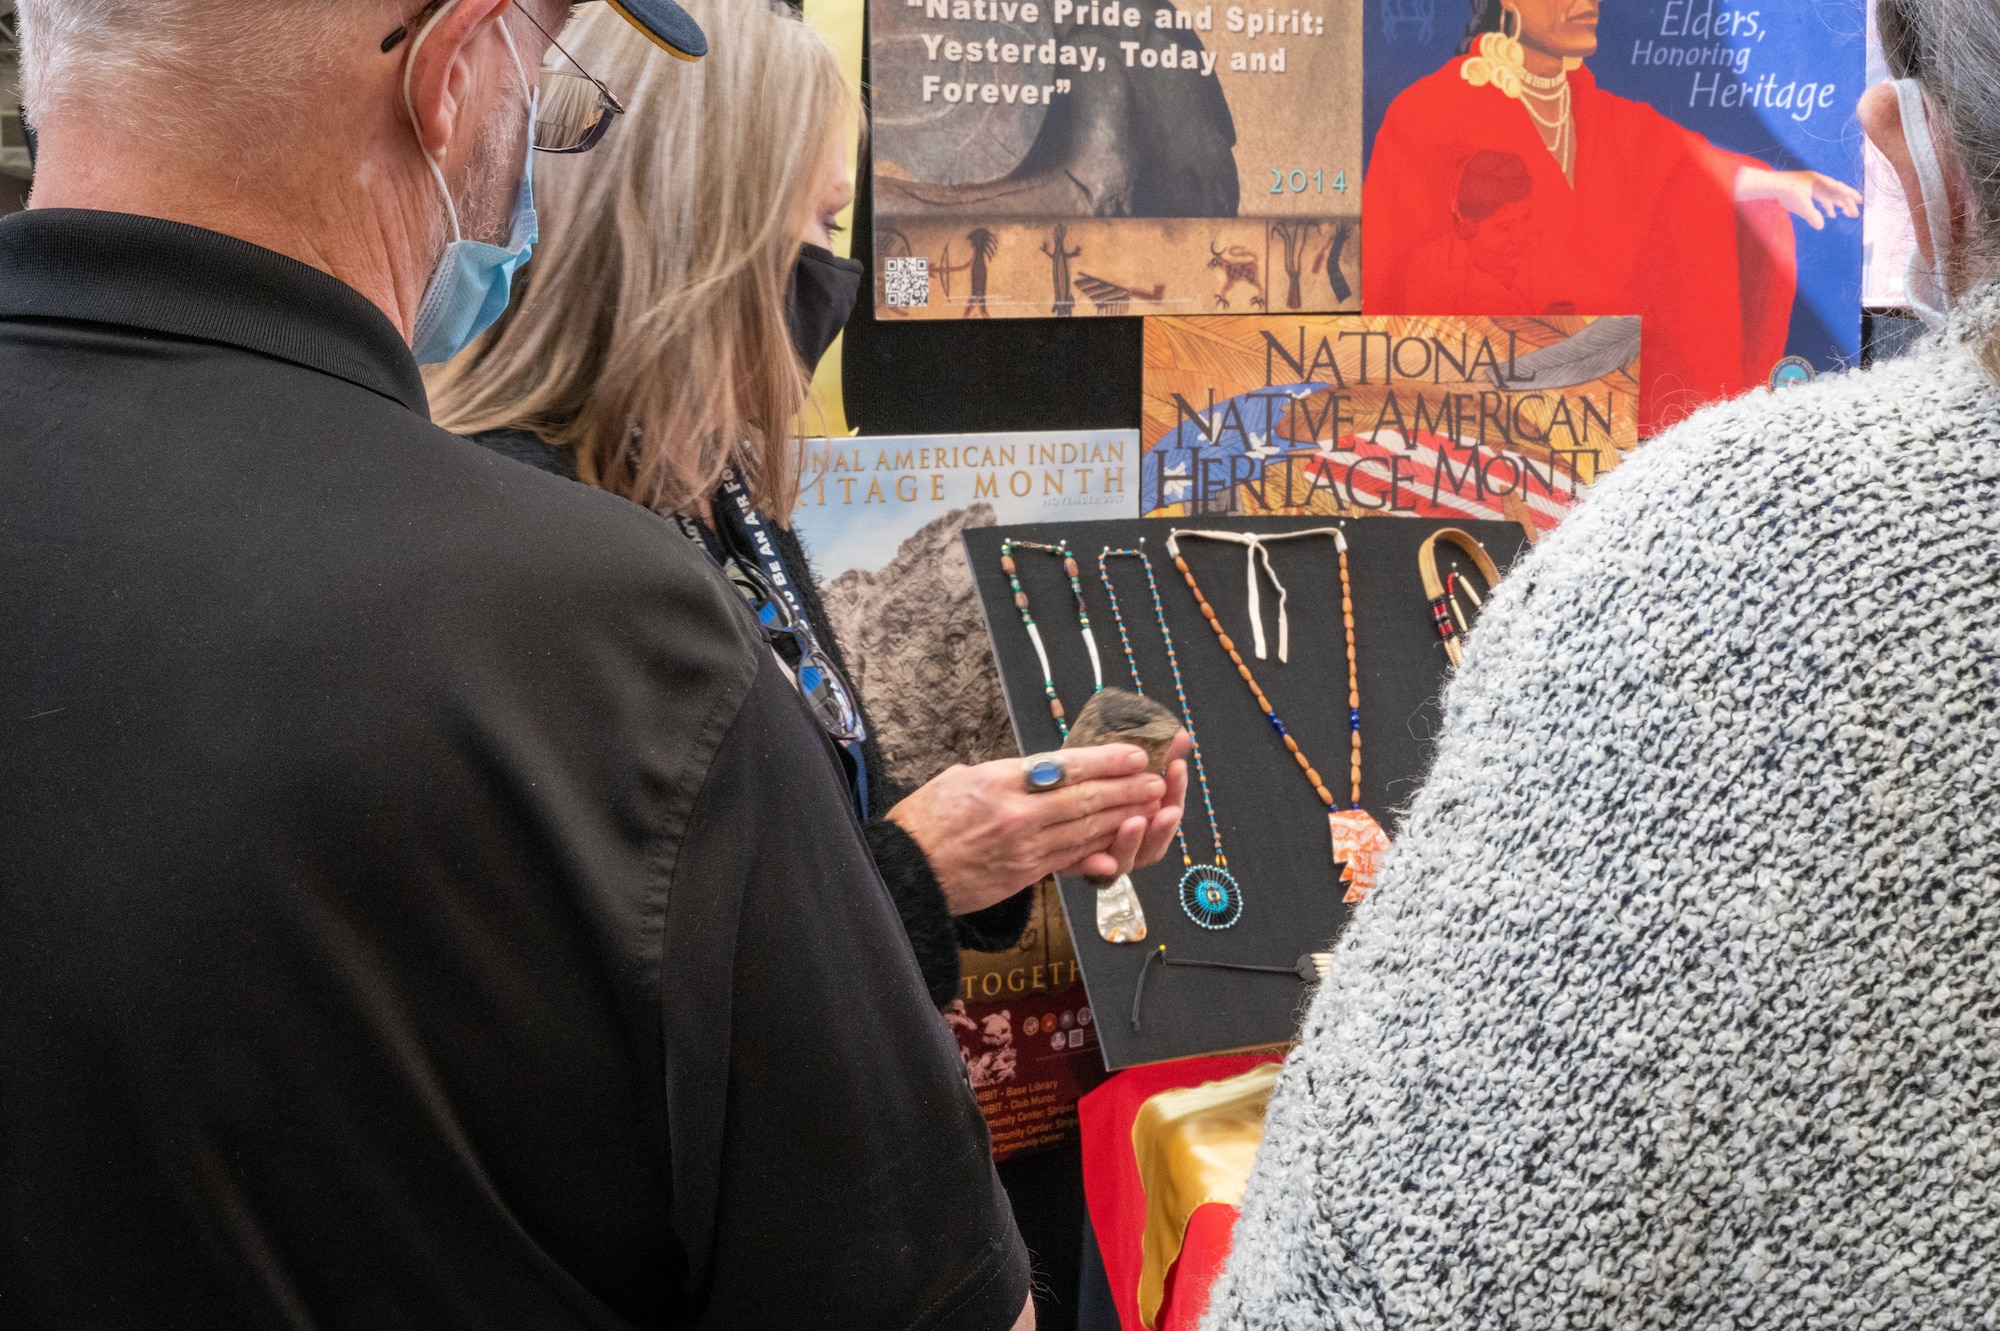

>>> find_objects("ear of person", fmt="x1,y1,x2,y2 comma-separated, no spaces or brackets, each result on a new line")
1859,82,1930,260
401,0,530,160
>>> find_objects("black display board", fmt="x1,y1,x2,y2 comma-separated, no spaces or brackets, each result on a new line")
966,516,1529,1068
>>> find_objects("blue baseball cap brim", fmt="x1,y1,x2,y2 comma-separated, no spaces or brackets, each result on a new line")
589,0,708,60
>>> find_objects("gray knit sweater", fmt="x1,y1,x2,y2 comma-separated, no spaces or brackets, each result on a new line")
1203,314,2000,1329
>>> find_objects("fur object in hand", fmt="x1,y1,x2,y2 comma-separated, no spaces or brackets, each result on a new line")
1063,687,1180,772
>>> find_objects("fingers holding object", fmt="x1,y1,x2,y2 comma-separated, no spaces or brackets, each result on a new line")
1054,743,1153,783
1036,808,1151,874
1100,814,1149,878
1134,796,1185,870
1023,777,1166,834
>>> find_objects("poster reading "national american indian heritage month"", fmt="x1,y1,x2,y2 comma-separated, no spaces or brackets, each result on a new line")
1139,314,1640,535
1363,0,1865,436
868,0,1364,318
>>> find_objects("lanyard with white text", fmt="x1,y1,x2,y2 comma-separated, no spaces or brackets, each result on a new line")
718,471,815,646
715,472,871,819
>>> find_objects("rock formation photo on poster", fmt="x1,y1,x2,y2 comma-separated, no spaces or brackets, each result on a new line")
1364,0,1864,434
791,430,1137,1156
795,428,1137,825
869,0,1363,318
1139,314,1639,535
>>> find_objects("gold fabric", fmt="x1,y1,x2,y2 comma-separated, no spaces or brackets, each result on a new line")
1132,1062,1281,1329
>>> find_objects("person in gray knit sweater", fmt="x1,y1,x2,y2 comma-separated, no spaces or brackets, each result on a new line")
1204,3,1998,1326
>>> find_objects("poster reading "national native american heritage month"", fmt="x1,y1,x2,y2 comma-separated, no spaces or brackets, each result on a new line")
1138,314,1640,535
868,0,1363,319
1363,0,1865,435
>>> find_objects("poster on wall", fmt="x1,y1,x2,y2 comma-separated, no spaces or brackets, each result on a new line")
867,0,1364,319
1137,314,1641,533
1861,0,1912,310
792,429,1137,1156
948,882,1108,1161
1363,0,1865,433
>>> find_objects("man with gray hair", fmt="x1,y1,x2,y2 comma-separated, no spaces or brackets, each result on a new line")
0,3,1032,1327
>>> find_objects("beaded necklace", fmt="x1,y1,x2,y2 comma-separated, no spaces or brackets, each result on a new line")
1166,528,1393,904
1516,72,1575,178
1418,527,1502,668
1099,541,1242,930
999,538,1104,740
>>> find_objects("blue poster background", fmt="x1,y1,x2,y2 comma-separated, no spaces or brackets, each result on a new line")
1363,0,1866,373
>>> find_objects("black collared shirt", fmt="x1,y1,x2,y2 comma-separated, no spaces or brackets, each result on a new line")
0,209,1027,1330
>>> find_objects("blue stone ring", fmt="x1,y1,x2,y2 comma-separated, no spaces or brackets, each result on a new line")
1022,753,1069,794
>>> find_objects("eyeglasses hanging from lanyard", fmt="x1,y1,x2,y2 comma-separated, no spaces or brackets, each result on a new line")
664,475,872,811
719,554,868,748
382,1,628,154
683,502,873,824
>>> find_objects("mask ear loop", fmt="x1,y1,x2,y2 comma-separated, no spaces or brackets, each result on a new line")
401,0,537,246
1893,78,1957,286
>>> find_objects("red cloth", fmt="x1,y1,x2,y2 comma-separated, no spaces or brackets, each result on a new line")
1156,1203,1240,1331
1364,59,1796,435
1078,1055,1284,1331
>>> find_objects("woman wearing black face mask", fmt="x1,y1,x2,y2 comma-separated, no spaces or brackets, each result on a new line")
789,248,864,380
427,1,1188,1013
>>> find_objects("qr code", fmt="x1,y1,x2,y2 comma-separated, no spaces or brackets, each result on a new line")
883,256,931,308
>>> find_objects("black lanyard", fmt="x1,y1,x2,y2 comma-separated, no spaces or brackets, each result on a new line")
717,472,818,646
675,473,871,822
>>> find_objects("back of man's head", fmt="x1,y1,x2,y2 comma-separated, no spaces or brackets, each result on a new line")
19,0,568,342
19,1,388,159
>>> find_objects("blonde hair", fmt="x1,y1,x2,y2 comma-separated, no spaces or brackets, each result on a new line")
426,0,854,516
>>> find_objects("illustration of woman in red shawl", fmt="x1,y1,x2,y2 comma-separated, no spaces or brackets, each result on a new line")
1365,0,1860,434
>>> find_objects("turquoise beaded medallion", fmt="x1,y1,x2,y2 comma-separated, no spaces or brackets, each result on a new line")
1178,864,1244,930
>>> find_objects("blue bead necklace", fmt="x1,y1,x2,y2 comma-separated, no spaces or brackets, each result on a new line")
1099,541,1243,930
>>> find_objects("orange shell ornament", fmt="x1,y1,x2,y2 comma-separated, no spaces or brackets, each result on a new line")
1328,808,1393,904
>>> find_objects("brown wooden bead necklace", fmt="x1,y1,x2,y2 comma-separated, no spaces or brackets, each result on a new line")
1165,527,1393,904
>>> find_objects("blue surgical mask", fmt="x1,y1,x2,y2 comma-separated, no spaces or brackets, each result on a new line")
403,2,539,364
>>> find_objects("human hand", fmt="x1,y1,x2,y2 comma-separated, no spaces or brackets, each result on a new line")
888,742,1184,916
1061,728,1191,884
1736,167,1861,230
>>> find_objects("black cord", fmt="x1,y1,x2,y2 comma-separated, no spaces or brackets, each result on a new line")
1129,946,1317,1034
1130,946,1166,1032
1164,956,1304,977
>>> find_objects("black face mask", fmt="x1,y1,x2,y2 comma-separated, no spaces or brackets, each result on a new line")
787,243,865,376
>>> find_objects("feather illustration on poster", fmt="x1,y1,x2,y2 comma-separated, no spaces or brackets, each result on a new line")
1363,0,1864,435
869,0,1364,318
